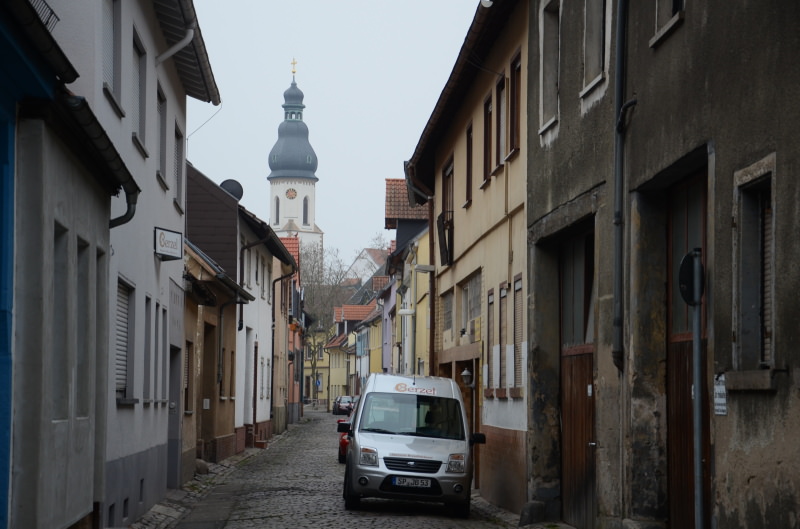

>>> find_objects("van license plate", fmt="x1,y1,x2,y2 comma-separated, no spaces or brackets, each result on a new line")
393,477,431,488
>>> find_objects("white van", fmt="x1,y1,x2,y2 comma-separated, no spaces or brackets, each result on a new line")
337,373,485,517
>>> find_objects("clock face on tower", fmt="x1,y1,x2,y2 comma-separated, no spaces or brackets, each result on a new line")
285,188,297,199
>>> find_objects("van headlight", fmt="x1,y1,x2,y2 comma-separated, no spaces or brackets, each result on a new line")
359,446,379,467
446,453,466,473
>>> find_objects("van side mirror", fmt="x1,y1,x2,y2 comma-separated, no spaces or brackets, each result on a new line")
470,432,486,445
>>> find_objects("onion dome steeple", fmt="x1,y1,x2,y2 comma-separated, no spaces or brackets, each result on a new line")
267,64,319,182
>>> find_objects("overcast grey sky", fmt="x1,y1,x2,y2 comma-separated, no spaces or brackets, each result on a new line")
186,1,479,261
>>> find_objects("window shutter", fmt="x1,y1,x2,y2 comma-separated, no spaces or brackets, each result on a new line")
514,279,523,387
115,282,130,395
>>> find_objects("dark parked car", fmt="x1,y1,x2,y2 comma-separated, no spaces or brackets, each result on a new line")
332,395,354,415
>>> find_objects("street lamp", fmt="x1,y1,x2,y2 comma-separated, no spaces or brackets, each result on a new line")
461,367,474,388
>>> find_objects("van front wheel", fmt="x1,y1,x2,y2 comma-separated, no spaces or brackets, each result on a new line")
447,499,470,518
343,465,360,510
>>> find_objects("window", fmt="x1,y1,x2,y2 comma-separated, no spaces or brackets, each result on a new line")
154,301,161,401
509,52,522,153
541,0,560,131
560,230,595,351
102,0,123,115
442,291,453,332
229,350,236,397
487,290,495,388
482,95,492,184
584,0,606,88
734,154,775,370
131,34,147,156
499,284,508,388
465,124,473,206
513,277,523,387
495,74,506,164
274,197,280,225
173,125,184,209
651,0,685,47
144,297,152,402
115,280,134,401
303,196,309,225
52,224,68,419
156,87,167,184
438,159,455,266
76,239,90,417
184,342,193,412
460,272,482,332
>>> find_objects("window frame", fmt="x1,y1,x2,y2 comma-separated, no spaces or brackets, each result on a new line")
732,153,776,373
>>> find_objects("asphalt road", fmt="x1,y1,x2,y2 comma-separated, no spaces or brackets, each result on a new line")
133,408,520,529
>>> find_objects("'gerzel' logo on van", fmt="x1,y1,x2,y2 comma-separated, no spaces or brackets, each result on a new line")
394,383,436,395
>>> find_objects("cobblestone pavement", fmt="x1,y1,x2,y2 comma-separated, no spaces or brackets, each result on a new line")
130,409,528,529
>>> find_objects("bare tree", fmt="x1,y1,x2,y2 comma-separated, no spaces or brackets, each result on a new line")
299,241,350,403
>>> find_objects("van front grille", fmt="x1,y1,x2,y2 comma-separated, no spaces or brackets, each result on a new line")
383,457,442,473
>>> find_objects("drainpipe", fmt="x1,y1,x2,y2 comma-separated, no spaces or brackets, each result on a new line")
612,0,635,372
60,95,141,228
270,270,295,422
156,22,196,66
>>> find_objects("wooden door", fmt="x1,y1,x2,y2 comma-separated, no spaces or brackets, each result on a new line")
560,229,596,529
666,174,710,528
562,352,596,529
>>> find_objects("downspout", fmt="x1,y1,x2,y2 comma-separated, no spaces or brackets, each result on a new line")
612,0,635,372
59,95,141,228
270,269,294,421
403,161,436,376
156,22,196,66
428,199,436,375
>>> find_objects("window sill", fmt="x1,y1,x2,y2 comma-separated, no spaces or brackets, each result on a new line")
479,178,491,190
490,163,504,177
579,72,606,99
103,82,125,118
538,116,558,136
184,410,194,416
503,148,520,164
143,399,153,407
725,369,778,392
156,170,169,192
132,132,149,159
484,387,494,399
462,199,472,209
509,387,524,399
173,198,184,215
495,388,508,400
649,11,685,49
116,397,139,407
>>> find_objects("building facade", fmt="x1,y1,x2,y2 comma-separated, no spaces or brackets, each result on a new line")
526,1,800,529
404,0,529,515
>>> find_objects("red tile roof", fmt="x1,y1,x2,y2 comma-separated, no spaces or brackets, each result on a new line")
335,299,377,322
385,178,428,229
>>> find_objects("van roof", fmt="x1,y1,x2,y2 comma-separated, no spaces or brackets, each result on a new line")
363,373,462,399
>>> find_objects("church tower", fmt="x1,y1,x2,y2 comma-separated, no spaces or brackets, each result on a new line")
268,62,324,247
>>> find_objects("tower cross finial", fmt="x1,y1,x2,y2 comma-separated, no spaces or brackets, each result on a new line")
291,58,297,75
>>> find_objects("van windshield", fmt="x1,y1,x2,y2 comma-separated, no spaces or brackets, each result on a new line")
358,392,465,440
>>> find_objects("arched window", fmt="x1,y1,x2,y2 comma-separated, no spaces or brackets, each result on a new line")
274,197,280,225
303,197,309,225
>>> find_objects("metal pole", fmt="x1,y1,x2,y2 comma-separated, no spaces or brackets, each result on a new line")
692,248,704,529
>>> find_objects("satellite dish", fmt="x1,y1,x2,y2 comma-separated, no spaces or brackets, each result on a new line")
220,179,244,201
480,0,493,7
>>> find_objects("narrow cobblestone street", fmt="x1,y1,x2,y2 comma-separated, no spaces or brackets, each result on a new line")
131,409,523,529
